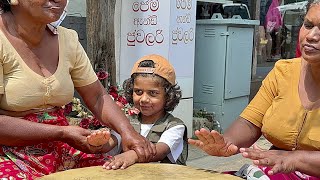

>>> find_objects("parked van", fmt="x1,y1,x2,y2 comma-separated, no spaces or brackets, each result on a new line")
197,3,251,20
222,3,251,19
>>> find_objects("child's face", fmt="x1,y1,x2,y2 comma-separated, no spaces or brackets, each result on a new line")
133,76,166,123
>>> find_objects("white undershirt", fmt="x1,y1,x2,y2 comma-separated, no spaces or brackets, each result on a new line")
109,125,185,163
140,124,185,163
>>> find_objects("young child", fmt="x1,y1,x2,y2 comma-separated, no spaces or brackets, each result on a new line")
102,54,188,170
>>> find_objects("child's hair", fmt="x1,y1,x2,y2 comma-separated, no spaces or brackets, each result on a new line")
123,55,182,112
0,0,10,13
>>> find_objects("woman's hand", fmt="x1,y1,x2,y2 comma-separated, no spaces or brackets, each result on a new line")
188,128,238,157
121,131,156,163
87,129,111,147
61,126,108,154
103,150,138,170
240,145,297,175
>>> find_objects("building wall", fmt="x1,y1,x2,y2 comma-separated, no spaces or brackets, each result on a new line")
62,1,87,50
61,17,87,50
68,0,87,17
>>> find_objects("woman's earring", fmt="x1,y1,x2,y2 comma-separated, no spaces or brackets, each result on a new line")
9,0,19,5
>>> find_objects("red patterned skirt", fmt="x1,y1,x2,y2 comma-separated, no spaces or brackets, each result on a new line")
0,109,109,179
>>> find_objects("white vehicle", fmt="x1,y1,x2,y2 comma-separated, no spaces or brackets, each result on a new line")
277,1,307,13
221,3,251,19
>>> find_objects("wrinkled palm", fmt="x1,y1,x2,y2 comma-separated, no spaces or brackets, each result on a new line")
188,129,238,157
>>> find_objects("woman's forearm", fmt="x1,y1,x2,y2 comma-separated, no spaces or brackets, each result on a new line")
224,117,262,149
0,115,64,146
77,82,136,136
89,93,136,135
295,150,320,176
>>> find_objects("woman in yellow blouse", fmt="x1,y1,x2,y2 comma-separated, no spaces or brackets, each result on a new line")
0,0,154,179
189,0,320,178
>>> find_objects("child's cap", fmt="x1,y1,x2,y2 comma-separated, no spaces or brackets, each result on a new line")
131,54,176,85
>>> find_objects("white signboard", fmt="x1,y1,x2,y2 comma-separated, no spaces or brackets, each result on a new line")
120,0,195,97
169,0,195,98
120,0,171,82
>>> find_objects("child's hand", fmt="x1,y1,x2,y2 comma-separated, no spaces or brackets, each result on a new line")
103,150,138,170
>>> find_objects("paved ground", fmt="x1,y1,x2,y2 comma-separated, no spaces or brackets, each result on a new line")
250,61,276,101
186,61,275,172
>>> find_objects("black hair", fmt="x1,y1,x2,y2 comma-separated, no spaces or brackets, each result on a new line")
301,0,320,22
306,0,320,13
0,0,10,13
123,60,182,112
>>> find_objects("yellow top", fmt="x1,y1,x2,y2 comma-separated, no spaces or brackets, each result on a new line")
0,26,98,111
240,58,320,151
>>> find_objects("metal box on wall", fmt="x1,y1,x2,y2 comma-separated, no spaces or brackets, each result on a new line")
193,17,259,131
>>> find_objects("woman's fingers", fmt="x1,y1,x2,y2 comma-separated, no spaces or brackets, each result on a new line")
195,129,210,145
210,130,224,144
268,164,283,175
148,143,156,161
252,144,263,151
87,129,110,147
191,129,238,157
240,147,265,160
240,148,296,175
188,138,202,145
200,128,223,145
256,158,274,166
193,129,220,145
209,130,237,156
144,145,151,162
134,146,146,163
225,144,238,156
241,148,277,168
189,130,205,147
122,133,152,163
